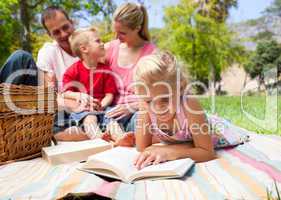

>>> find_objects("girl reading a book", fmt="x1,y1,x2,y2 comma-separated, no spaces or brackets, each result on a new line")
133,51,216,169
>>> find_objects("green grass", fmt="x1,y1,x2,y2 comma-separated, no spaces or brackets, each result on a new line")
199,95,281,135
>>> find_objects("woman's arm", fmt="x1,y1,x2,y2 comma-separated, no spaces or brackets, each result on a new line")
57,92,101,112
38,69,56,87
105,101,139,120
62,91,82,100
101,93,114,109
57,93,80,112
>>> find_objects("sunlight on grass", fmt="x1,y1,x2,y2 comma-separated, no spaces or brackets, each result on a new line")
199,96,280,135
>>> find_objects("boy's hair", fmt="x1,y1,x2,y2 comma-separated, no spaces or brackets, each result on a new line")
41,6,71,33
113,2,150,41
69,27,97,58
135,51,189,94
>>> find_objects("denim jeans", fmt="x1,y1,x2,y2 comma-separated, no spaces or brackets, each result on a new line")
0,50,38,85
103,110,137,132
55,109,137,134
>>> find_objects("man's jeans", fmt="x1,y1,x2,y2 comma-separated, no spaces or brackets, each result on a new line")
0,50,38,85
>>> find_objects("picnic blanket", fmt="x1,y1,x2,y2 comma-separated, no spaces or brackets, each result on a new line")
0,129,281,199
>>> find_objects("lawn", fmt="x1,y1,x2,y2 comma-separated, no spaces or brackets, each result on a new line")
199,95,281,135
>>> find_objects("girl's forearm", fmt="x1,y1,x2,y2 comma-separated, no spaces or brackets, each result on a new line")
135,133,152,151
135,111,153,151
156,143,216,162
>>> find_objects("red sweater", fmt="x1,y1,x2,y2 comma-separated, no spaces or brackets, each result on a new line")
62,60,118,101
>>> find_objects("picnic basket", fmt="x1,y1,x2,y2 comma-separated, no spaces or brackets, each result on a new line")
0,84,57,164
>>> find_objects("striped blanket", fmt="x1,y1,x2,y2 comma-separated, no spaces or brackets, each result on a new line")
0,131,281,199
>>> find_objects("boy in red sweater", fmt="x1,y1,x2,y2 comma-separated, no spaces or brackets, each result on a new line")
62,27,117,139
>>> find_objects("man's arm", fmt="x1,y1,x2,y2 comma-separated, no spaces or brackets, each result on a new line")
38,69,56,87
62,91,82,100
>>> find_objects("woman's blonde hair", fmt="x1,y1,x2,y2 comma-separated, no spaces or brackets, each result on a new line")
113,2,150,41
69,27,97,58
135,51,189,94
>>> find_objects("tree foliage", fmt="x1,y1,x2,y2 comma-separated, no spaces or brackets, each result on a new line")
245,39,281,88
196,0,238,22
0,0,20,65
0,0,116,66
159,0,245,93
265,0,281,16
253,30,274,42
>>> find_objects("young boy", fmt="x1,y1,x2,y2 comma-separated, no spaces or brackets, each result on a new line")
62,27,118,139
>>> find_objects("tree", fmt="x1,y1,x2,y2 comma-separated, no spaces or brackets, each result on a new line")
0,0,20,64
265,0,281,16
0,0,116,65
159,0,244,94
196,0,238,22
93,19,114,43
244,39,281,90
253,30,274,42
150,28,162,45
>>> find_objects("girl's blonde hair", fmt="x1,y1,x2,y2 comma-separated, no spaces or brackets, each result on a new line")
69,27,97,58
135,51,189,94
113,2,150,41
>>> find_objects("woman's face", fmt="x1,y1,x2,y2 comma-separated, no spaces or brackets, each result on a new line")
113,21,140,44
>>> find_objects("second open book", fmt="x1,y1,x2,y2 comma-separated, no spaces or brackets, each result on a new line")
81,147,194,183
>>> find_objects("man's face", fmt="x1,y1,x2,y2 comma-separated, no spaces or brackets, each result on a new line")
44,11,74,50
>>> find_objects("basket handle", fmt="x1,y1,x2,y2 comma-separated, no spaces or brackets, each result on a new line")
51,136,58,145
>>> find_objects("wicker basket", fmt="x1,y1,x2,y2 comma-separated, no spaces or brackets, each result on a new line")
0,84,57,164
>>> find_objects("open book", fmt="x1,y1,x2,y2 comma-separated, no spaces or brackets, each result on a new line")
81,147,194,183
42,139,112,165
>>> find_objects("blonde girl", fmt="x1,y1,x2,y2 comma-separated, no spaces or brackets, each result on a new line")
133,51,216,169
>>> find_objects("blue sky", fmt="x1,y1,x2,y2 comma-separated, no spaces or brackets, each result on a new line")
117,0,274,27
229,0,274,23
113,0,179,28
82,0,274,28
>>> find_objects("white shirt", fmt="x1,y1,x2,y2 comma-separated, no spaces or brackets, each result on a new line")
36,41,79,91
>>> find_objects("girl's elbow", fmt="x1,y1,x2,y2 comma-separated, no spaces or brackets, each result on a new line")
197,147,216,162
206,150,217,161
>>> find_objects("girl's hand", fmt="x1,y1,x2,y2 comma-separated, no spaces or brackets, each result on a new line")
134,146,168,170
105,104,134,120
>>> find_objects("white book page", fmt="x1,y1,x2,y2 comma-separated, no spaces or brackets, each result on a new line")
86,147,194,183
86,147,139,180
129,158,194,182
